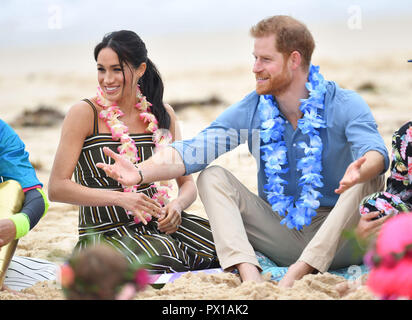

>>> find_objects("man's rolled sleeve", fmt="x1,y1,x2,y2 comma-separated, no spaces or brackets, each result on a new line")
343,93,389,173
170,138,208,176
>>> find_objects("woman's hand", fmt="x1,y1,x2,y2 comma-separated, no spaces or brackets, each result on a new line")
356,210,392,241
119,192,163,225
0,219,16,247
96,147,140,187
157,199,182,234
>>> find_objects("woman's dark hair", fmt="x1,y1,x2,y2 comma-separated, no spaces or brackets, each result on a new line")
94,30,170,129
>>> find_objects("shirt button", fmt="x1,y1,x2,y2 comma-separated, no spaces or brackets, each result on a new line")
293,143,296,147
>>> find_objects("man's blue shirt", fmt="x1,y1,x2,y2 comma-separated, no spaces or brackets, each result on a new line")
171,81,389,207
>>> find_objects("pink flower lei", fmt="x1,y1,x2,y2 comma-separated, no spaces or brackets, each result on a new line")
96,85,172,223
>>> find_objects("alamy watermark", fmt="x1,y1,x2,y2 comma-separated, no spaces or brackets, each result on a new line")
48,5,62,30
347,265,363,289
347,5,362,30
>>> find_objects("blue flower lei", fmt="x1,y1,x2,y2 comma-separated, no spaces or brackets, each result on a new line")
258,65,327,230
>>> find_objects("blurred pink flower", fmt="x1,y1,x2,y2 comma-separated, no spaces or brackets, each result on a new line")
134,269,150,290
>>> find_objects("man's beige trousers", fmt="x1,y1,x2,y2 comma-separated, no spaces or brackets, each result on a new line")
197,165,384,273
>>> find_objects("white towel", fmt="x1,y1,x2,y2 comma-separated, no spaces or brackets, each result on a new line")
4,256,58,291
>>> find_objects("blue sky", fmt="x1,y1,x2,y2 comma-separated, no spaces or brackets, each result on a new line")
1,0,411,47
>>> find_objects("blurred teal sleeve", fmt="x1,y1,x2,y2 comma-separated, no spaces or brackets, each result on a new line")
0,119,43,188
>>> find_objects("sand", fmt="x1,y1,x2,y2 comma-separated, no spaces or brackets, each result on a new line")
1,19,412,300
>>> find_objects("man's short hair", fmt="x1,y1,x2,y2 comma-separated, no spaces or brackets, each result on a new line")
250,15,315,69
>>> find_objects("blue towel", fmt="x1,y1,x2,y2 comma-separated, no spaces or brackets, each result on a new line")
255,251,369,282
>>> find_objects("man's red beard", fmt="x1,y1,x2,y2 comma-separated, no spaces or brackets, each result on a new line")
255,63,292,96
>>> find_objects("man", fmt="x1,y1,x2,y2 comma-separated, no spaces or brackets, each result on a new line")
0,119,49,289
97,15,388,287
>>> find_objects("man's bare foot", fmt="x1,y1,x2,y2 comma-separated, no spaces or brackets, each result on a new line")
278,261,315,288
335,281,354,297
335,274,366,297
236,262,264,283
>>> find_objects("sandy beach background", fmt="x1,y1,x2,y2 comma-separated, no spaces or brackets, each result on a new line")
1,1,412,300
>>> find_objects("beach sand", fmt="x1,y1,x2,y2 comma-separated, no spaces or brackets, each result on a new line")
1,19,412,300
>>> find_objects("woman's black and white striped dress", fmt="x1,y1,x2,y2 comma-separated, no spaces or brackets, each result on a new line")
73,99,219,273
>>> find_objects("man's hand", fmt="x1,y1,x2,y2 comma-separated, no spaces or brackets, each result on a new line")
335,156,367,194
96,147,140,187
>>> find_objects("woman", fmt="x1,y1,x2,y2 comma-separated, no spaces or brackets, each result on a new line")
336,120,412,297
48,30,219,273
356,121,412,242
356,62,412,242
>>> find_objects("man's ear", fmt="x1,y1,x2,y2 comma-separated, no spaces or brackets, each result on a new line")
288,51,302,71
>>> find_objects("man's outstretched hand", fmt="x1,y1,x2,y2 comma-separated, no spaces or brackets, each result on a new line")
96,147,139,186
335,156,367,194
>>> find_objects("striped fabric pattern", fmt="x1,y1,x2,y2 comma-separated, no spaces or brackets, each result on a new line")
74,212,218,273
4,256,58,291
73,100,219,273
74,133,158,230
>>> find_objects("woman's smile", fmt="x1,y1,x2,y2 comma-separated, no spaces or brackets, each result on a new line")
104,86,121,95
